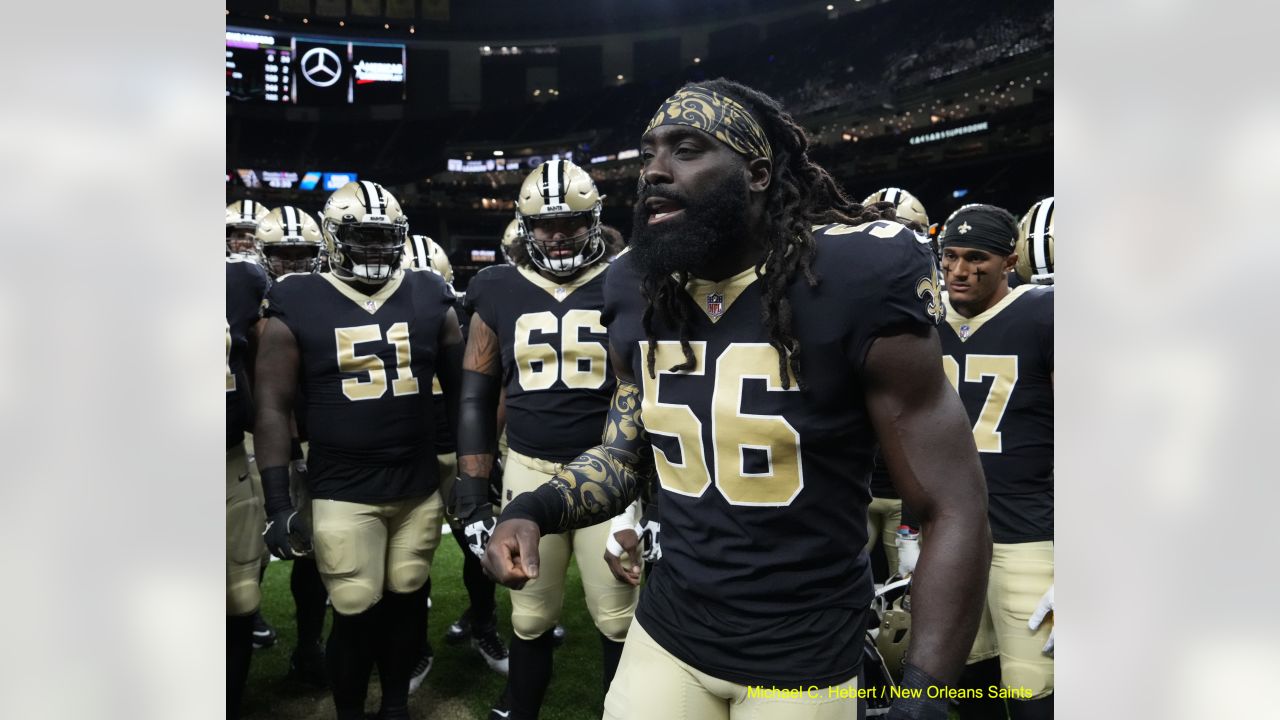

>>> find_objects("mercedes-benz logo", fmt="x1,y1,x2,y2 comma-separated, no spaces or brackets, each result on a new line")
301,47,342,88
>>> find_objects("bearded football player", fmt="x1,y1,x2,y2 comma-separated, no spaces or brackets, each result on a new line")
254,181,464,720
483,79,992,720
936,204,1054,720
455,160,639,719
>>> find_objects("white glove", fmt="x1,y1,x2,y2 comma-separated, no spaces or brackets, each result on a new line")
638,519,661,562
1028,584,1054,655
462,513,497,560
895,527,920,576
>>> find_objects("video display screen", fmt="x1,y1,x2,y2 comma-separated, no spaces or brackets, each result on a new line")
227,27,405,105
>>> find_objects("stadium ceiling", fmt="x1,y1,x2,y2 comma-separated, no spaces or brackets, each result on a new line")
228,0,809,40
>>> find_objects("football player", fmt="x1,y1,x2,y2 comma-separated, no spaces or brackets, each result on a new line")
227,199,269,261
254,181,465,720
226,252,270,719
861,188,933,582
402,235,509,687
484,79,991,720
455,160,638,719
256,206,324,280
936,204,1054,720
252,205,331,684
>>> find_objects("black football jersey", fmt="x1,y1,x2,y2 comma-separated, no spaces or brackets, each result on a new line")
603,221,943,688
939,284,1053,543
466,263,614,463
226,258,269,448
264,270,455,503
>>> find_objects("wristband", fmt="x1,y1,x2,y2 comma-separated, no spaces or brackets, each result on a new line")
261,465,293,516
606,535,625,557
891,663,949,719
897,524,920,538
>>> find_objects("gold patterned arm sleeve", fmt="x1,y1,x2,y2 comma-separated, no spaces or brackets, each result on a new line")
499,381,654,534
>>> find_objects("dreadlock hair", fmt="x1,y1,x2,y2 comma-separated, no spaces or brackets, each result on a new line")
641,77,903,389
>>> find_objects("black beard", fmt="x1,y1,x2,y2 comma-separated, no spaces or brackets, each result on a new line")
629,171,751,282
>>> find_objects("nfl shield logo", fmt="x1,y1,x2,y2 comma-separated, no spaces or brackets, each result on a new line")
366,300,378,312
959,324,971,340
706,292,724,319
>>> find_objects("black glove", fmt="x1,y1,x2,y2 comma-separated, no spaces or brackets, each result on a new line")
449,471,497,560
885,663,949,720
263,509,312,559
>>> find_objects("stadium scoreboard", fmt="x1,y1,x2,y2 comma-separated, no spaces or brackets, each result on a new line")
227,28,405,104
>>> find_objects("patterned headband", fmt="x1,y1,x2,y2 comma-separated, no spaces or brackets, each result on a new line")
644,86,773,162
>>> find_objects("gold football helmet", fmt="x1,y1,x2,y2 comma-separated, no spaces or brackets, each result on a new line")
320,180,409,284
404,235,453,284
501,218,524,265
256,206,323,279
1015,196,1054,285
863,187,929,228
515,160,605,276
226,199,270,258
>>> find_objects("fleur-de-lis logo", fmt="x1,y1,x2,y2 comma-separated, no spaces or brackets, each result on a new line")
958,221,972,234
915,263,945,323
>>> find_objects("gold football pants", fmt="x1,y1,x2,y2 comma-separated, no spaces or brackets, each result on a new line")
967,540,1055,698
226,442,266,616
865,496,903,574
604,620,861,720
310,492,443,616
501,449,639,641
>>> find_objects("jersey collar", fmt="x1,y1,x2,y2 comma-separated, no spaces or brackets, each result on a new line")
942,283,1035,341
321,270,406,315
684,263,763,323
517,262,608,302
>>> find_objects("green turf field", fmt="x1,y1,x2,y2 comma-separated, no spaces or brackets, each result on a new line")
242,535,606,720
242,537,968,719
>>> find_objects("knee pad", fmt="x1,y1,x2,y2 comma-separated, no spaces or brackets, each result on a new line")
1000,659,1053,699
327,579,381,616
592,614,633,643
385,559,430,595
511,611,556,641
227,581,261,617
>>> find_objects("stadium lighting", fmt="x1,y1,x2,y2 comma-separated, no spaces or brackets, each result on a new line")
409,25,415,33
533,89,541,96
302,18,308,23
494,150,504,156
385,23,390,29
617,74,624,81
693,57,701,64
339,20,345,26
827,4,834,10
263,14,270,20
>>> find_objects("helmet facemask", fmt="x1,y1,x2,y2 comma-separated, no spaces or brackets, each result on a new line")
262,244,321,279
519,209,605,277
226,224,258,257
325,220,408,284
